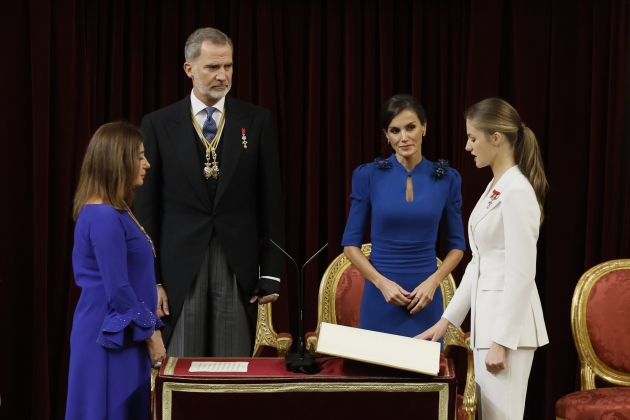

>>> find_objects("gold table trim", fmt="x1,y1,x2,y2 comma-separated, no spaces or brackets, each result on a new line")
163,357,178,376
161,381,450,420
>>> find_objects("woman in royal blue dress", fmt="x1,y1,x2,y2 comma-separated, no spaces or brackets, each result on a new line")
66,122,166,420
341,94,465,337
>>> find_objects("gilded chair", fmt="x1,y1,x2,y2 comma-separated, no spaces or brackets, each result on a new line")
252,302,293,357
556,259,630,420
305,244,477,420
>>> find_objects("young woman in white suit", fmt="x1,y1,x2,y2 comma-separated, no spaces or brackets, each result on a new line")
417,98,549,419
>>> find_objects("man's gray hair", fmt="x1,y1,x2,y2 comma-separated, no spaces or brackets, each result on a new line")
184,28,233,62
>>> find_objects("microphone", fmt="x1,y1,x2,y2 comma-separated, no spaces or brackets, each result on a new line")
269,239,327,374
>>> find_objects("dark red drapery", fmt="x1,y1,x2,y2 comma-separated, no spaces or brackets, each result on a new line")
0,1,628,419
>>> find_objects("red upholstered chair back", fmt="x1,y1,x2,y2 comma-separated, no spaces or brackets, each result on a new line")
555,260,630,420
305,244,477,419
305,244,372,339
572,259,630,389
333,259,366,328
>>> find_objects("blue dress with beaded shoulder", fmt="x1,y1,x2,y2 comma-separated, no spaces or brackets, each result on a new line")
341,153,465,337
66,204,163,420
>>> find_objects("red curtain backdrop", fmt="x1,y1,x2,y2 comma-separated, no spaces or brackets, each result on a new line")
0,1,628,419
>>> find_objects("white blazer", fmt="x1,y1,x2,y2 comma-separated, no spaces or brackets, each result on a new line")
443,166,548,350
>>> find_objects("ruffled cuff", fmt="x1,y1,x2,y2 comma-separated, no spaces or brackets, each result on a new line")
96,301,164,349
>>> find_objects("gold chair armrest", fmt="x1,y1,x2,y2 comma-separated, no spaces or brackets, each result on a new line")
306,333,320,356
253,302,293,357
275,335,292,358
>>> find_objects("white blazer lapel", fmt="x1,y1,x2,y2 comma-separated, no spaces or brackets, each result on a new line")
470,181,493,229
471,165,522,232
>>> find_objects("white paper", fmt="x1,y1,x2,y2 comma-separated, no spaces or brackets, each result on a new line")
188,361,249,372
316,322,441,376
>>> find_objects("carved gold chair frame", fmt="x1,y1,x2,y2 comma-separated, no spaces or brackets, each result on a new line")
306,243,476,420
571,259,630,389
252,302,293,357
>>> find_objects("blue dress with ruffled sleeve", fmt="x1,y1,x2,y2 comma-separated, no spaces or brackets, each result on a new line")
341,154,465,337
66,204,163,420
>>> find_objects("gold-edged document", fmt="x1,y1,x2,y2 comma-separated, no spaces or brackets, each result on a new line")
316,322,441,376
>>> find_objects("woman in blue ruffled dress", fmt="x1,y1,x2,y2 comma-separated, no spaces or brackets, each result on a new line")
66,122,166,420
341,94,465,337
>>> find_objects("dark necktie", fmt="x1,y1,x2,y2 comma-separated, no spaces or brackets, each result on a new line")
202,107,217,142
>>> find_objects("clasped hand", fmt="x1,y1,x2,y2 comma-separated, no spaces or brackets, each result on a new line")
377,276,437,313
376,277,411,306
408,277,438,314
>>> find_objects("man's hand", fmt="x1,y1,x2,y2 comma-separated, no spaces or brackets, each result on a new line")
156,285,170,317
249,278,280,304
250,294,279,304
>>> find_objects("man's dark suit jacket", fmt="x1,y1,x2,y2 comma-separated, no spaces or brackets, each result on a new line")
135,94,285,345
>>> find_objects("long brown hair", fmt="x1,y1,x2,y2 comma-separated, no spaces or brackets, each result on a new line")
73,122,144,220
465,98,548,221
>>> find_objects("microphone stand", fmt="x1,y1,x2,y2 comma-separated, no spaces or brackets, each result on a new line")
270,239,327,374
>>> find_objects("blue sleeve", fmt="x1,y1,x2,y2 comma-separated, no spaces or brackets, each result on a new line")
341,164,371,247
88,209,163,349
442,168,466,251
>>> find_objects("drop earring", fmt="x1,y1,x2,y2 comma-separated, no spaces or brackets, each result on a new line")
423,132,426,137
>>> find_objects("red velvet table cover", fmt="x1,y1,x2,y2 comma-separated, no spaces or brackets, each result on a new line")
155,356,457,420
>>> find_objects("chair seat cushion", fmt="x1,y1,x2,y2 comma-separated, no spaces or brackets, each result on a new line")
556,387,630,420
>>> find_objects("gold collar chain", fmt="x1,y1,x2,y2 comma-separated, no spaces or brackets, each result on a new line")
190,107,227,179
124,203,156,257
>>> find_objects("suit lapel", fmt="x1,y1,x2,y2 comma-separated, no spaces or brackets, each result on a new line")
471,165,522,232
166,97,212,210
469,181,493,230
214,96,247,207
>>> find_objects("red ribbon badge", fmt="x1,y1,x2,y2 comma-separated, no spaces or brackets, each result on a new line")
241,128,247,149
487,189,501,209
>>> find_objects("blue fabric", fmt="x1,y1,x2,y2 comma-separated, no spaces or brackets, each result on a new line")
341,154,465,336
66,205,163,420
360,270,444,336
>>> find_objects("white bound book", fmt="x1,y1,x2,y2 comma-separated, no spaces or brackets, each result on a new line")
316,322,441,376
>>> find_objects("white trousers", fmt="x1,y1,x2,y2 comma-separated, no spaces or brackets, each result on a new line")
473,347,535,420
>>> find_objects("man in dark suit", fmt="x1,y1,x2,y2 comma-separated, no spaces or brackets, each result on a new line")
135,28,285,357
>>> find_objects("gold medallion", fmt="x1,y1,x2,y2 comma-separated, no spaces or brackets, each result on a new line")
210,164,220,179
191,106,226,180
